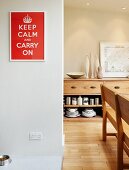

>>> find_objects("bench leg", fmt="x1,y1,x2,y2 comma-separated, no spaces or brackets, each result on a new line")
117,135,124,170
102,115,107,141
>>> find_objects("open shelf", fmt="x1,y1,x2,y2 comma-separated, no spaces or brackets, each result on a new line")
64,104,102,108
64,115,102,122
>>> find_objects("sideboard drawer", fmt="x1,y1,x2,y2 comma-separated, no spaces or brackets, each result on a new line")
103,81,129,94
64,80,103,94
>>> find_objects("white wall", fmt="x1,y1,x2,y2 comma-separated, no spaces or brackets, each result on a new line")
0,0,63,156
64,7,129,75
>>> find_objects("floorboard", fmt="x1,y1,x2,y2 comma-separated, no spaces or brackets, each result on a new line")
62,117,129,170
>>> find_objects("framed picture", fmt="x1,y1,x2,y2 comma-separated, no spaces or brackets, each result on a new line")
10,11,45,61
100,42,129,77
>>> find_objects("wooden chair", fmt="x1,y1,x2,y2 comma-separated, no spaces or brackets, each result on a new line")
101,84,117,141
116,94,129,170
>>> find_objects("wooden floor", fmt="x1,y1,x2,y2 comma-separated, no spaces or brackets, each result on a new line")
62,117,129,170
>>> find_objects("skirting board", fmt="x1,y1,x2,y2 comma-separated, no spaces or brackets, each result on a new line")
0,156,63,170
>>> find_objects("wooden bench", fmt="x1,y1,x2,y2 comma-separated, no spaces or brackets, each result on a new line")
116,94,129,170
101,85,117,141
101,85,129,170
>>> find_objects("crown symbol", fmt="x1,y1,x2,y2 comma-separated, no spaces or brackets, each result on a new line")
23,14,32,23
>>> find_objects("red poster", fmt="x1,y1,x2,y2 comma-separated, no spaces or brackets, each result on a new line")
10,12,45,61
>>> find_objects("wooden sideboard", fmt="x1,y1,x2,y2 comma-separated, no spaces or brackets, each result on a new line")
64,78,129,119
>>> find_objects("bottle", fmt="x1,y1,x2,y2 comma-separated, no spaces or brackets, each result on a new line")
78,96,82,105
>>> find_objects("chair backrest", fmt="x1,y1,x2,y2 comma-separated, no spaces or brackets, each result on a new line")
101,85,116,111
116,94,129,125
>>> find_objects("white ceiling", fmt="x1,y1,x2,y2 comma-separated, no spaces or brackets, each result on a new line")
64,0,129,13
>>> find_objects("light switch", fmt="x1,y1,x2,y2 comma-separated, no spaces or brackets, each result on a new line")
29,132,43,140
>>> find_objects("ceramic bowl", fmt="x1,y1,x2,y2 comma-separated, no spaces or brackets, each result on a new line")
66,72,85,79
82,109,96,118
0,155,12,166
67,108,77,112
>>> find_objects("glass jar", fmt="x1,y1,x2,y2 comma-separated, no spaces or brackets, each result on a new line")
72,97,77,105
83,97,89,105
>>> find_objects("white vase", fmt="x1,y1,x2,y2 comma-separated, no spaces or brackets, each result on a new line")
94,55,100,78
90,53,94,78
85,55,89,78
97,66,103,79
